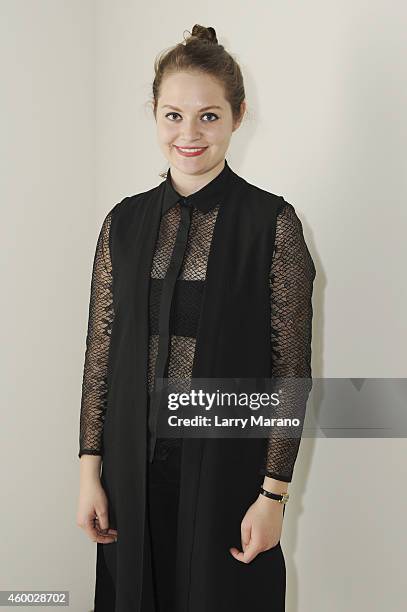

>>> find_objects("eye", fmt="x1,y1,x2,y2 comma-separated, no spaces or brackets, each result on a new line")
165,112,181,121
202,112,219,122
165,112,219,122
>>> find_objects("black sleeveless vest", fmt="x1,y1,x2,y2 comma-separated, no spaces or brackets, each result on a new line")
97,164,285,611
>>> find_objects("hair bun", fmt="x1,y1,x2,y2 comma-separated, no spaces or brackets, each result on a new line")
189,24,218,44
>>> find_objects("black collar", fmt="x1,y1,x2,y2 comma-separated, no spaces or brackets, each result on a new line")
161,158,233,214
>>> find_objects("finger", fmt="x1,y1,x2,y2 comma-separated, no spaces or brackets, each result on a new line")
83,516,100,542
87,521,118,544
95,533,118,544
94,510,109,531
230,540,261,564
94,518,118,540
94,517,117,536
95,524,118,538
243,535,267,563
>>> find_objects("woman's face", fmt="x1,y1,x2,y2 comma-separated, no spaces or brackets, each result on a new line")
155,71,244,175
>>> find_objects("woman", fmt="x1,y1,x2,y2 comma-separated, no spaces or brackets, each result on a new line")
76,24,316,612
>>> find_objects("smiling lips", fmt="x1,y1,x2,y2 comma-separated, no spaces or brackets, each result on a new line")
174,145,208,157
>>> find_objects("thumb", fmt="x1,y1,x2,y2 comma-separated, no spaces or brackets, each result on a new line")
95,509,109,532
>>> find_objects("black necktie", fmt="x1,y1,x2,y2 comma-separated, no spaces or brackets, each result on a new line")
148,198,193,462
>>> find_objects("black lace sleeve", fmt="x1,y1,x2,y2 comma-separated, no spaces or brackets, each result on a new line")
78,211,114,458
260,201,316,482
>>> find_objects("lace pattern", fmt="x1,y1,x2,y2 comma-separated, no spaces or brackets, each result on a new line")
262,202,316,481
78,212,114,456
79,199,316,483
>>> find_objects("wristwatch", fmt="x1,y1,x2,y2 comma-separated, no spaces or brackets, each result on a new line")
260,486,289,504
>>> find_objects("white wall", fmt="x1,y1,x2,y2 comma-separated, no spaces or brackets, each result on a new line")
1,1,97,610
1,1,405,610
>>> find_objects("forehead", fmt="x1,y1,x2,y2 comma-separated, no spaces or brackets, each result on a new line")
158,71,226,107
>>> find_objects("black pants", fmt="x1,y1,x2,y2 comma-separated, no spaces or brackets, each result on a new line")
141,440,182,612
99,441,284,611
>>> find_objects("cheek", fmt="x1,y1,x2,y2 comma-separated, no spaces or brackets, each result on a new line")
157,121,178,142
206,123,229,142
208,129,228,144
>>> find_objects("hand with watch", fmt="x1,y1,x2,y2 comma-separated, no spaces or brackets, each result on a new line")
229,482,289,563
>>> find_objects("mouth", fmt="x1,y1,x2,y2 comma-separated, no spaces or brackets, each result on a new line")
174,145,208,157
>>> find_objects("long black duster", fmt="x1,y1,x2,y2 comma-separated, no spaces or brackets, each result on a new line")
86,166,314,611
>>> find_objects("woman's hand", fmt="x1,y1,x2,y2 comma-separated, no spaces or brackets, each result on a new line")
229,494,284,563
76,477,118,544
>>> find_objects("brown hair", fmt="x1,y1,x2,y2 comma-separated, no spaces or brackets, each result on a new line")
151,24,246,126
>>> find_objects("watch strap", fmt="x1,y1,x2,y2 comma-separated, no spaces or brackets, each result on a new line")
260,486,289,504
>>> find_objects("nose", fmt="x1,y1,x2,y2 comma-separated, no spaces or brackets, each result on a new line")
180,118,202,141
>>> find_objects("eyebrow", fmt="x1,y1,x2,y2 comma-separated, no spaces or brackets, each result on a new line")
161,105,223,112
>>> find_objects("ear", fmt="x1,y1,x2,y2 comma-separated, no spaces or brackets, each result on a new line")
232,100,247,131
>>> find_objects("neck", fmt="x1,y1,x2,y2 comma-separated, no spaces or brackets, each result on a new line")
169,159,226,197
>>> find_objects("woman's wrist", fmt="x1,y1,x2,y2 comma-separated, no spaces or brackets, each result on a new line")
79,454,102,481
262,475,289,495
257,492,285,509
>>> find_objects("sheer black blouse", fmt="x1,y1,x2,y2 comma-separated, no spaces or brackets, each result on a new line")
78,162,316,482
